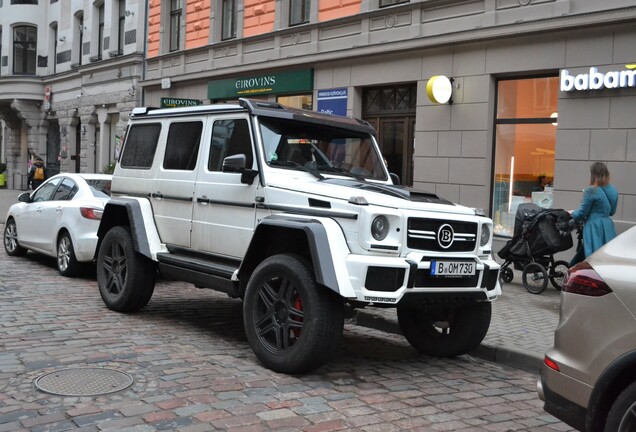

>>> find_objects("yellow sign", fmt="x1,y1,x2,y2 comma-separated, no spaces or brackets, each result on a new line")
426,76,453,104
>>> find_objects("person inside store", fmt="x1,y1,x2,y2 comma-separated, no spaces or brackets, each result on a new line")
568,161,618,266
533,175,552,191
28,157,48,190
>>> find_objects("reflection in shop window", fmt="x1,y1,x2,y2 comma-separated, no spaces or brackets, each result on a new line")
492,77,558,237
277,94,313,110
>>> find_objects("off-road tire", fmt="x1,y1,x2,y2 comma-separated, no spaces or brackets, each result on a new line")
397,302,492,357
243,254,344,374
549,260,569,291
522,262,548,294
57,231,81,277
605,381,636,432
4,218,27,256
97,226,156,312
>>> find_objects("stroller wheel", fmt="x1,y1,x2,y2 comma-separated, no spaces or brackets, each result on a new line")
500,267,514,283
522,262,548,294
549,260,570,291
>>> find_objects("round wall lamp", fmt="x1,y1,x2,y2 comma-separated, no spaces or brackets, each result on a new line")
427,75,454,104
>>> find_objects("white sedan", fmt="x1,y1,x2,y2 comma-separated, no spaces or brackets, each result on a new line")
3,173,112,276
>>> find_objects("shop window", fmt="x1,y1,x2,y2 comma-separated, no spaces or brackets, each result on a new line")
290,0,310,26
221,0,236,40
277,94,312,110
492,76,559,237
169,0,182,52
13,25,37,75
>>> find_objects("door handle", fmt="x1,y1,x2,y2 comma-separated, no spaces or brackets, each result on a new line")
152,192,163,199
197,196,209,204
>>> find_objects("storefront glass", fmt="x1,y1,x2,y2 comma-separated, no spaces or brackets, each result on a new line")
277,94,312,110
492,76,558,237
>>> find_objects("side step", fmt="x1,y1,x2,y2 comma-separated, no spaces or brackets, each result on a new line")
156,252,240,297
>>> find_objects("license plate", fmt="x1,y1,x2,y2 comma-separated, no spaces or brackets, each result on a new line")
430,260,475,277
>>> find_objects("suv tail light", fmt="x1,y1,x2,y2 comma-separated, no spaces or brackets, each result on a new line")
563,261,612,297
80,207,104,220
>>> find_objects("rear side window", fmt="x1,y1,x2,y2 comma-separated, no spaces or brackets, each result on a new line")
163,121,203,170
120,123,161,169
52,178,78,201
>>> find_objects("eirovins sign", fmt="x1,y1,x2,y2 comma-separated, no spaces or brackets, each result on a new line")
208,69,313,100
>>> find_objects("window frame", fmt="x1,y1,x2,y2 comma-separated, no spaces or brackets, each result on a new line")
169,0,182,52
289,0,310,26
12,25,37,75
221,0,237,40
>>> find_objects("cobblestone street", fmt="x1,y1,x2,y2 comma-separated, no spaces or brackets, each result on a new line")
0,251,573,431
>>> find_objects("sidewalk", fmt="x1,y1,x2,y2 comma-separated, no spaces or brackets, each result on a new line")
351,277,560,373
0,187,559,373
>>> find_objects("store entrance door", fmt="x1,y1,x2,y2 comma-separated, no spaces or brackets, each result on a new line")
363,85,416,186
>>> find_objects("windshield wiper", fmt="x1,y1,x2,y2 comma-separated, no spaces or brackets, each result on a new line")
269,160,325,180
320,166,366,182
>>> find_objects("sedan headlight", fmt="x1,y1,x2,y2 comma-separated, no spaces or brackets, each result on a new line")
371,215,390,241
480,223,491,246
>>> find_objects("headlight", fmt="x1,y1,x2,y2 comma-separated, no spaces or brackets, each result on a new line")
480,224,491,246
371,215,390,241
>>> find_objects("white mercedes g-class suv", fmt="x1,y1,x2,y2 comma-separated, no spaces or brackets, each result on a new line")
95,99,501,373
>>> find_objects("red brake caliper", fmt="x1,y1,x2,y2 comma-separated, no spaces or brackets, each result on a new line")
292,295,303,338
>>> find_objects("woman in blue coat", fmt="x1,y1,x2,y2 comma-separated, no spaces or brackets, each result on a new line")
569,162,618,266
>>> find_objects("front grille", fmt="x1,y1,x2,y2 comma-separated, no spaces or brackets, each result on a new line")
407,218,477,252
365,267,406,292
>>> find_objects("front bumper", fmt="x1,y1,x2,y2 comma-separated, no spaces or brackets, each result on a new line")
344,253,501,304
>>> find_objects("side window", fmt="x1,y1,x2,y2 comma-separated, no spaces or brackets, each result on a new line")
120,123,161,169
31,178,62,202
208,119,253,171
163,121,203,170
52,178,77,201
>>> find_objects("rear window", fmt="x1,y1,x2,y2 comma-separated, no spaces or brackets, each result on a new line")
86,179,112,197
120,123,161,169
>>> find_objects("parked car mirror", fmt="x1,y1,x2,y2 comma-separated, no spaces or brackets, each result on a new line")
18,192,31,203
222,154,246,172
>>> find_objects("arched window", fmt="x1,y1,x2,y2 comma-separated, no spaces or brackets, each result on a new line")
13,25,37,75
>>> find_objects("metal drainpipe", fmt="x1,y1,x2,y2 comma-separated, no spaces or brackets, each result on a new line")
141,0,149,106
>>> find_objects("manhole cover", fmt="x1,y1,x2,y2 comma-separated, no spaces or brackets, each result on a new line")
34,367,134,397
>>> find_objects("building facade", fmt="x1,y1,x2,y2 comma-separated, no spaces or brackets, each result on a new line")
0,0,145,189
1,0,635,246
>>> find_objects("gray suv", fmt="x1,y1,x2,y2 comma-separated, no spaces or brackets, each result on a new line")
95,99,501,373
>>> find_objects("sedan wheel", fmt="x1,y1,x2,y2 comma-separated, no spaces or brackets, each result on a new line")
3,219,27,256
57,232,81,277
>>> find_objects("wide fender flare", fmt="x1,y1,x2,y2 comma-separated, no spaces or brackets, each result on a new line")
96,197,166,260
240,214,355,297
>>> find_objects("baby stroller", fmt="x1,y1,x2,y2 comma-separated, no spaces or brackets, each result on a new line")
498,203,574,294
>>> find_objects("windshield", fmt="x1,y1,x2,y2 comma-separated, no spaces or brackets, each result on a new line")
259,116,387,181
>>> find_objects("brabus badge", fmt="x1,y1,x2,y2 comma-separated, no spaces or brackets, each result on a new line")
437,224,454,249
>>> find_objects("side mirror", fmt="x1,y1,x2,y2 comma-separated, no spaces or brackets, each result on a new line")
222,154,246,172
222,154,258,185
18,192,31,203
390,173,401,185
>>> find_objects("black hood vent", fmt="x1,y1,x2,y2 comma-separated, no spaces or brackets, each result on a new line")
322,179,454,205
